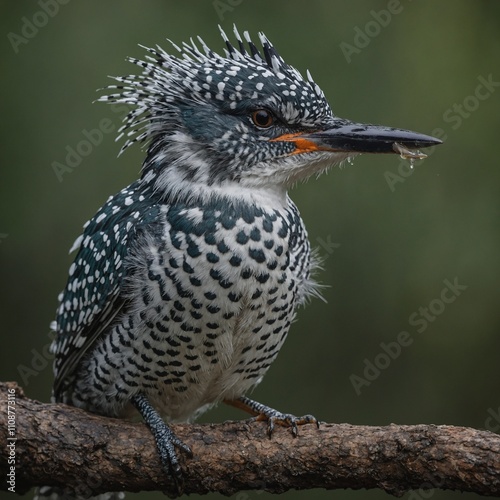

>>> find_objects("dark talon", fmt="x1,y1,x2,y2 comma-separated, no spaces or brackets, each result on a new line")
267,417,275,437
132,393,192,495
227,396,320,438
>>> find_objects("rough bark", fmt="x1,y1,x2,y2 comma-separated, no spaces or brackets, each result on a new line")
1,381,499,498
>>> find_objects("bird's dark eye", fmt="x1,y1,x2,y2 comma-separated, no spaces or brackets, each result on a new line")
251,109,274,129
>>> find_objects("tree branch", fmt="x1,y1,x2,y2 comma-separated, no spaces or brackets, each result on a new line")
1,381,499,497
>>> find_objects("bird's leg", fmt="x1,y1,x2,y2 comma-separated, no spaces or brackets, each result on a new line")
225,396,319,438
131,393,193,494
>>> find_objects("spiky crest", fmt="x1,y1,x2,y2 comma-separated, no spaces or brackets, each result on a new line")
97,25,326,156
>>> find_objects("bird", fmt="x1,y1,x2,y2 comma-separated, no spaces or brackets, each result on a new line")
44,25,441,497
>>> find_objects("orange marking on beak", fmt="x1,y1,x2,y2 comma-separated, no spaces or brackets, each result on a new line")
271,132,321,155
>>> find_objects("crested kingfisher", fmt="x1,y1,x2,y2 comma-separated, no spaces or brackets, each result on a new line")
46,25,441,496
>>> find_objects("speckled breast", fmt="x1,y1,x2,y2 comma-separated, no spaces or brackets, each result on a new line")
123,196,311,420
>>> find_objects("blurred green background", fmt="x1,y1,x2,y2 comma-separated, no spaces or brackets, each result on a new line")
1,1,499,499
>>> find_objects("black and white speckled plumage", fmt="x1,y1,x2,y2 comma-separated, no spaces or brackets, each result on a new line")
66,192,315,420
40,21,441,496
48,26,354,496
51,26,339,417
44,24,443,497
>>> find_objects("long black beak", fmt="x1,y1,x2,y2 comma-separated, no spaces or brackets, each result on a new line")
302,121,442,154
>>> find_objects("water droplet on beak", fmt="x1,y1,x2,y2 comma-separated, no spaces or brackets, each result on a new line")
393,142,427,169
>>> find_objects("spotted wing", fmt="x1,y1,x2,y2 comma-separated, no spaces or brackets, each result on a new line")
52,181,161,400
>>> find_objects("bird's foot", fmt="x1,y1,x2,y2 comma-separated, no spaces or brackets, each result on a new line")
131,393,193,495
152,418,193,490
225,396,320,438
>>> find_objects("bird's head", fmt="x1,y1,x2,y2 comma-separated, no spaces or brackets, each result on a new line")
99,26,440,201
